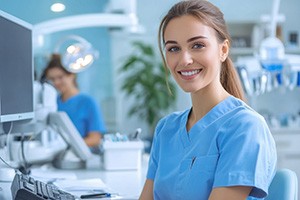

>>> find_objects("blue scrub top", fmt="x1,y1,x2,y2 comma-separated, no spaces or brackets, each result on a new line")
57,93,106,138
147,96,277,200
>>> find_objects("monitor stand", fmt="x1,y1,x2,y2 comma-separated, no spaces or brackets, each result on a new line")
52,147,86,170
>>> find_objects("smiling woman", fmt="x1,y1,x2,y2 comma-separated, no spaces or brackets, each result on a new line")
139,0,277,199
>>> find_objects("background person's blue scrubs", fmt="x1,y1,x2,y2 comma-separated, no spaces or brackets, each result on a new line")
57,93,106,137
147,96,277,200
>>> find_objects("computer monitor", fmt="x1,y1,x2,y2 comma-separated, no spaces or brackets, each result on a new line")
0,10,34,181
48,112,92,166
0,10,34,123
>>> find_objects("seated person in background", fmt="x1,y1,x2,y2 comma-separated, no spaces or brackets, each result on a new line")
41,54,106,150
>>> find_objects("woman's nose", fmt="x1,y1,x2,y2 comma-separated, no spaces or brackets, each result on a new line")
179,51,193,66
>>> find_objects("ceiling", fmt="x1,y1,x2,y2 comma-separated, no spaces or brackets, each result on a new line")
0,0,108,24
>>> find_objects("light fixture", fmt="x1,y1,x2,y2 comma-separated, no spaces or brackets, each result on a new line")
55,35,99,73
259,0,285,71
51,3,65,13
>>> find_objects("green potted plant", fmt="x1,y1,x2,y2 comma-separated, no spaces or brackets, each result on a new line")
120,41,177,136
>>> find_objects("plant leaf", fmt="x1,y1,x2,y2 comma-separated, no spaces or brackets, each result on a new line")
119,40,177,133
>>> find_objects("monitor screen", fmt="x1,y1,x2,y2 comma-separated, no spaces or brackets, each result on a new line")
0,10,34,123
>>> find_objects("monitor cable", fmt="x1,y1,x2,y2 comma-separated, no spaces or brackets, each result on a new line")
0,121,31,175
20,131,31,175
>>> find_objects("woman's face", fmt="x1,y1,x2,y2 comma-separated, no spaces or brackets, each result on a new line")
164,15,228,93
46,67,75,94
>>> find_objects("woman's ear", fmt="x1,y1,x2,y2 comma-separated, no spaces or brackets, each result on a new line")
220,39,229,62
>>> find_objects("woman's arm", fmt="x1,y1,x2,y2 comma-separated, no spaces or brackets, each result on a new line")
139,179,154,200
209,186,252,200
84,131,102,147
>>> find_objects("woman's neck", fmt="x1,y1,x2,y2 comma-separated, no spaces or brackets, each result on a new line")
61,87,79,101
187,82,229,131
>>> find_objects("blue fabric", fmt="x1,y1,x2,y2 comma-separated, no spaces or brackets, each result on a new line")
57,93,106,138
147,96,277,200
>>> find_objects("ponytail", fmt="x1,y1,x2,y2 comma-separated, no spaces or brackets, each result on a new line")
221,57,246,101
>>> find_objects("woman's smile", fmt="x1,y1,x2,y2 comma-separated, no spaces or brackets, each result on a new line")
164,15,225,93
178,68,203,80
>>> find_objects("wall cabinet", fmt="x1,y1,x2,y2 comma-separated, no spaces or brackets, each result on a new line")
227,21,300,62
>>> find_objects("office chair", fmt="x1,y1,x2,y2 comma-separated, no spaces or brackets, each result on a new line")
265,168,298,200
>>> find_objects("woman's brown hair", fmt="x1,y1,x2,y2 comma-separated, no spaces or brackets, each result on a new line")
158,0,245,101
41,54,78,88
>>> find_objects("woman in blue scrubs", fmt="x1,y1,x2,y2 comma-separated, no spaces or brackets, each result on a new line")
140,1,277,199
41,54,106,149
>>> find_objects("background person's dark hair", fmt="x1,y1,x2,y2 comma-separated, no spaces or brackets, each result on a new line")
158,0,245,101
41,54,78,88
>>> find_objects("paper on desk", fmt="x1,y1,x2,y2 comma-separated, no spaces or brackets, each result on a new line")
54,178,109,192
30,168,77,183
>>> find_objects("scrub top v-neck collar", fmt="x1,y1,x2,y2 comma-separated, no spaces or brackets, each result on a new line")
179,95,239,147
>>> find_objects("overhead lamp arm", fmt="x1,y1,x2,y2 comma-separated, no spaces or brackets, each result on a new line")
270,0,281,38
33,13,137,36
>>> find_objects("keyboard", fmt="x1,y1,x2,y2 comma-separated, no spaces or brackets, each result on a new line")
11,173,76,200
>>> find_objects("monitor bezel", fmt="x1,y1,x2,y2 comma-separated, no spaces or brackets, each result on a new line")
0,10,34,123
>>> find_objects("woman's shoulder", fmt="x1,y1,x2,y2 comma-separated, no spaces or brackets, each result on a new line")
234,102,266,125
75,93,97,103
220,97,272,141
224,96,265,123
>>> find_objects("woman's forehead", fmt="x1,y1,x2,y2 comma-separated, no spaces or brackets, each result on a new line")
164,15,215,43
47,67,66,75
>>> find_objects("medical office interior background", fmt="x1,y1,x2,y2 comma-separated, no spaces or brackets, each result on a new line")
1,0,300,185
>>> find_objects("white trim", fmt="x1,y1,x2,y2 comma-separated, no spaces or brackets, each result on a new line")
33,13,137,36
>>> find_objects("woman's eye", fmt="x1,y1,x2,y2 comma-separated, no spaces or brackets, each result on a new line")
193,43,205,49
167,46,180,52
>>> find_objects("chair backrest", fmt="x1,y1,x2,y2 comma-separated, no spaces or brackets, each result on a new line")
265,168,298,200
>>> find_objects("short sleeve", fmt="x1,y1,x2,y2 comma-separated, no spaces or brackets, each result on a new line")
146,118,166,180
87,97,106,134
213,112,277,198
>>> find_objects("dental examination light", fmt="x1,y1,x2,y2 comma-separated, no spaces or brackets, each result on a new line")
55,35,99,73
259,0,284,72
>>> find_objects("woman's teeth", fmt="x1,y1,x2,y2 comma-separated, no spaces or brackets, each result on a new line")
180,69,201,76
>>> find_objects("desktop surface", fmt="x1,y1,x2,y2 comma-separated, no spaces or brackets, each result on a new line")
0,154,148,200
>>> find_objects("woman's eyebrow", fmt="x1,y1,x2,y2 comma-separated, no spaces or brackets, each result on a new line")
164,35,208,46
187,36,207,43
164,40,177,46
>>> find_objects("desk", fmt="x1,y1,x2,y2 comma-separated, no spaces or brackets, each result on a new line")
0,154,149,200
